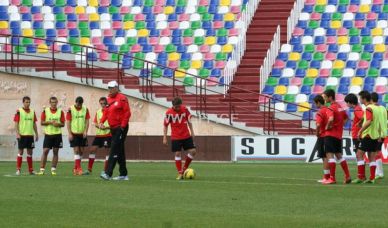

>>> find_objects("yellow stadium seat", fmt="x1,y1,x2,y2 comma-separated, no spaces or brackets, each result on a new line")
191,60,202,69
306,68,318,78
89,13,99,21
330,21,341,29
205,36,216,45
224,13,235,21
351,77,363,86
298,102,311,112
80,37,90,46
220,0,231,6
75,6,85,14
164,6,174,14
333,60,345,69
222,44,233,53
137,29,149,37
316,0,327,5
175,69,186,78
375,44,386,53
169,52,180,61
275,85,287,95
37,44,49,53
22,29,33,37
123,21,135,30
337,36,349,45
372,28,383,36
289,52,301,61
359,4,370,13
88,0,98,7
0,21,9,29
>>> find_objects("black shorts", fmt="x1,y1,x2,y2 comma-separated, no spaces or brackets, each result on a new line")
18,136,35,149
359,137,379,153
324,136,342,154
171,137,196,152
70,135,88,148
92,136,111,148
352,138,360,153
43,134,63,149
376,140,383,152
316,137,326,159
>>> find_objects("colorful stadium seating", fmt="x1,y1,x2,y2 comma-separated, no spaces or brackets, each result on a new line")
264,0,388,113
0,0,248,86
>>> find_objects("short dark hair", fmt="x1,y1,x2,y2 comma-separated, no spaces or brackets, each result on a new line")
75,96,84,104
99,97,107,103
358,90,371,102
344,93,358,105
323,89,335,100
172,97,182,106
313,95,325,105
49,96,58,102
22,96,30,102
371,92,379,103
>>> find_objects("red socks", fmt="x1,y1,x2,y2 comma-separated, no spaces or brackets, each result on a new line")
104,155,109,172
175,156,182,174
27,154,33,172
339,158,350,179
16,154,22,170
328,159,336,181
183,154,194,172
357,160,366,180
74,155,81,170
323,170,330,180
370,162,376,180
88,154,95,172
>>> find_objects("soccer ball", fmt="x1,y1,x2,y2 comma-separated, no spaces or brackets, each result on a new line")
183,168,196,179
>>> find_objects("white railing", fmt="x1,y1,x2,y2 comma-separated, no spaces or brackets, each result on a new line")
223,0,261,94
259,25,281,93
287,0,304,43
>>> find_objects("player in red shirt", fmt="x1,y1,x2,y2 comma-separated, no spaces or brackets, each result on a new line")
163,97,197,180
344,93,364,155
322,89,351,184
314,95,330,182
66,96,90,175
13,96,38,175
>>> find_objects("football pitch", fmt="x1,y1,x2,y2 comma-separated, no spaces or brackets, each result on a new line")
1,161,388,227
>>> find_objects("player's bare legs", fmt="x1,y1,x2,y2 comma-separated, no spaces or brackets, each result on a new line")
38,148,50,175
175,151,183,179
183,148,196,173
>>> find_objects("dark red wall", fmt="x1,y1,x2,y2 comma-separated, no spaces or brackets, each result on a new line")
86,136,231,161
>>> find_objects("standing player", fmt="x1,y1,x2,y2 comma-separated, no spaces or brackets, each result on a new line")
84,97,111,175
344,93,364,157
163,97,197,180
371,92,387,179
100,81,131,181
66,96,90,175
314,95,330,182
38,96,65,175
14,96,39,175
352,91,380,184
322,89,351,184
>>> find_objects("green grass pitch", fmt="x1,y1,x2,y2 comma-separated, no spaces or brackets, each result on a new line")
1,162,388,227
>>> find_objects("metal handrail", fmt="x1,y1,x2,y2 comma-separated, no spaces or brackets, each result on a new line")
0,34,316,134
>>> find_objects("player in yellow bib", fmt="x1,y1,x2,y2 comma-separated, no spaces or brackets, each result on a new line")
66,96,90,175
353,91,380,184
83,97,112,175
371,92,388,179
37,96,65,176
13,96,38,175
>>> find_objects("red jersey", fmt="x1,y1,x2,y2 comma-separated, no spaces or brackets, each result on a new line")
14,108,37,122
100,93,131,129
316,106,329,137
164,105,192,140
352,105,364,139
40,108,65,123
326,102,348,139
